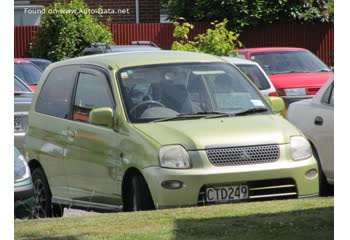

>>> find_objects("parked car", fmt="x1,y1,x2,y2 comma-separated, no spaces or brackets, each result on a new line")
237,48,333,107
15,75,33,153
15,147,34,219
25,58,52,71
25,51,319,216
222,57,277,97
287,76,334,195
82,41,161,56
14,58,43,91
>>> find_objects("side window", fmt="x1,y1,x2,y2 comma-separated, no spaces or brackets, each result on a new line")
322,83,334,105
36,66,77,119
73,72,114,123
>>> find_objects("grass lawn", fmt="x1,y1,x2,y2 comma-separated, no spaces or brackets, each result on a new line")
15,197,333,240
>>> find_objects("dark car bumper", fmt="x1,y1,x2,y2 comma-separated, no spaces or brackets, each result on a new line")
15,180,34,219
282,95,313,108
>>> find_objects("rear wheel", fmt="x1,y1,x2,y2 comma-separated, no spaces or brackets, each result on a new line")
32,168,64,218
124,174,155,211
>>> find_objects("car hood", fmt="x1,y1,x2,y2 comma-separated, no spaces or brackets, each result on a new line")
133,115,300,150
268,72,332,90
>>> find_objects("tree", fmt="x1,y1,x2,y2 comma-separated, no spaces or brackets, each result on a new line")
171,18,242,56
30,0,113,62
166,0,334,31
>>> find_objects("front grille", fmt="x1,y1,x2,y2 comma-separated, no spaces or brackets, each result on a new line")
198,178,297,206
206,145,280,166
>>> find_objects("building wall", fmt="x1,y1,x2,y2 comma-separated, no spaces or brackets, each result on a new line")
30,0,160,23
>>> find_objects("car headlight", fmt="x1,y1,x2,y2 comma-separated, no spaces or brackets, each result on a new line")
284,88,306,96
159,145,191,169
290,136,312,160
15,153,31,183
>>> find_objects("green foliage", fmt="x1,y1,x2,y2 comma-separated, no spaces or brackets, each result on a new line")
166,0,334,31
30,0,113,62
171,18,242,56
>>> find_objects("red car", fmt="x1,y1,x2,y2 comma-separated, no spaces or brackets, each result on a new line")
14,58,42,91
238,48,333,106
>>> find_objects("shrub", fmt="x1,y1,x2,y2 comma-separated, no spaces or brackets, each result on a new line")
30,0,113,61
171,18,242,56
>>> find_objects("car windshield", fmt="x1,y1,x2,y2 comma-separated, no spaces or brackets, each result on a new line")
117,62,270,123
250,51,330,75
236,64,270,90
31,61,51,71
14,63,42,85
14,76,32,92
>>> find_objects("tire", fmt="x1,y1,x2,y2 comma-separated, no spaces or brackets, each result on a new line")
312,148,334,196
124,174,155,211
32,168,64,218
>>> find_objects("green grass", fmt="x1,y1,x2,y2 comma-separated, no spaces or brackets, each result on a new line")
15,197,334,240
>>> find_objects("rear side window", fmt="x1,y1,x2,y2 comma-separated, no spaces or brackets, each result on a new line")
36,66,77,119
236,64,270,90
73,72,114,123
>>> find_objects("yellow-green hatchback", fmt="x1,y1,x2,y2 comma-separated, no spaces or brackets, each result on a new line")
24,51,319,216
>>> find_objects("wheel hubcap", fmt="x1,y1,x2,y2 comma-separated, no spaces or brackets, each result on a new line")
33,179,47,218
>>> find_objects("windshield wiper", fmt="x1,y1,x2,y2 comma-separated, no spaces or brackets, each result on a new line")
152,111,227,122
315,68,332,72
205,107,268,119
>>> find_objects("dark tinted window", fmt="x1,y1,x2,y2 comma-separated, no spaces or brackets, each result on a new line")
14,63,42,85
250,51,330,75
322,83,334,106
14,76,32,92
236,64,270,90
73,72,114,123
36,66,77,118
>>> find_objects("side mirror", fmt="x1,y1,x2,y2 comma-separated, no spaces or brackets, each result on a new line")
89,107,114,128
266,97,285,114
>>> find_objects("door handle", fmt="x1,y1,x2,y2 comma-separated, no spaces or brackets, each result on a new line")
67,129,76,138
314,116,323,126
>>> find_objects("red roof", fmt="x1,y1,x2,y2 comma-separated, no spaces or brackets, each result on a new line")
238,47,307,53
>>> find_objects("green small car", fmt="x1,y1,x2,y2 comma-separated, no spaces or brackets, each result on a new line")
24,51,319,216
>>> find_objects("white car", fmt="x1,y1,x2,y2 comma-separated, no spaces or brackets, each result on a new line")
287,76,334,195
222,57,277,96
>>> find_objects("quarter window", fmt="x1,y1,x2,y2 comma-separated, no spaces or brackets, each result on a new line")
322,83,334,105
73,72,114,123
36,66,77,119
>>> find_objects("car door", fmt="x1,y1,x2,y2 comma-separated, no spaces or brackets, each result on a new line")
31,66,78,198
64,66,123,207
312,83,334,181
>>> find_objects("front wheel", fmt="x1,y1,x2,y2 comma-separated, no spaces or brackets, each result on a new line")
124,174,155,211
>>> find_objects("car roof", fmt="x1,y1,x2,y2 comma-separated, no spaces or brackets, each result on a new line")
238,47,307,53
110,45,161,52
49,51,225,70
221,56,259,66
14,58,31,63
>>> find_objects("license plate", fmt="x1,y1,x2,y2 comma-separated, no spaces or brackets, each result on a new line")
14,116,23,132
206,185,249,203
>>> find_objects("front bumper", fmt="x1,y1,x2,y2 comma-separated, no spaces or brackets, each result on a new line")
142,149,319,209
15,179,34,219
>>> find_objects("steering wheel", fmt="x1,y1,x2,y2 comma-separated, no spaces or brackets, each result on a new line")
129,100,165,118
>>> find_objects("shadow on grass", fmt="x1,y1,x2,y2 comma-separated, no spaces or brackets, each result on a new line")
174,207,334,240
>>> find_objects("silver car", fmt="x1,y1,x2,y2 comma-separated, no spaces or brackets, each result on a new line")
287,76,334,195
14,75,33,153
222,57,277,97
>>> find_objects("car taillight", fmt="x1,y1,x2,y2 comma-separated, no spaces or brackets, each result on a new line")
268,92,279,97
276,89,286,96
